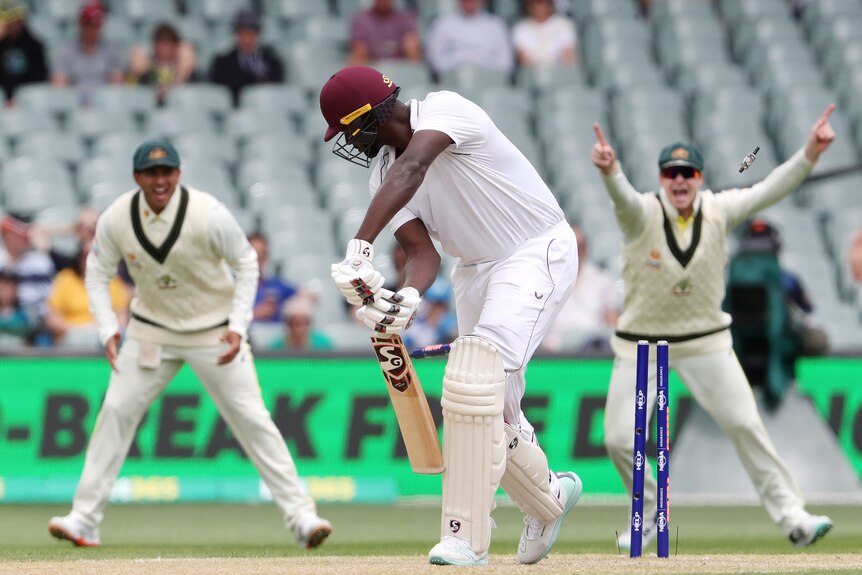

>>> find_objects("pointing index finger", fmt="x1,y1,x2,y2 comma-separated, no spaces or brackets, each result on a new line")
818,103,836,126
593,123,608,146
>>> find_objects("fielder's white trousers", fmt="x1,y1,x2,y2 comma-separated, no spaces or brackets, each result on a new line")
603,347,807,531
71,337,316,530
452,221,579,433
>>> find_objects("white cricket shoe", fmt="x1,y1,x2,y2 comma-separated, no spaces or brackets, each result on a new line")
428,536,488,566
294,514,332,549
517,471,583,564
48,513,100,547
788,514,832,547
615,511,657,551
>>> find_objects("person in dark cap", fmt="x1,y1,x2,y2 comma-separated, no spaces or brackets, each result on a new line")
209,8,284,106
0,0,48,104
591,105,837,550
48,138,331,550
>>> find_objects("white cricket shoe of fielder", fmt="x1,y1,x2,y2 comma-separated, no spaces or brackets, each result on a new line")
616,511,657,551
48,513,100,547
428,536,489,566
517,471,583,564
788,514,832,547
294,514,332,549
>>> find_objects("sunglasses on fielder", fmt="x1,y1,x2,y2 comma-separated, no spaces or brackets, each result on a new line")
661,166,701,180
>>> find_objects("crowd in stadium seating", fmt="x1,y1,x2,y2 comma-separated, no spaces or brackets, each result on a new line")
0,0,861,353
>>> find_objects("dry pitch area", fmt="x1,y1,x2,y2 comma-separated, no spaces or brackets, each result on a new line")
2,554,861,575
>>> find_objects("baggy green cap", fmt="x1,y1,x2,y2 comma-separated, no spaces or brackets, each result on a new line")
133,139,181,171
658,142,703,171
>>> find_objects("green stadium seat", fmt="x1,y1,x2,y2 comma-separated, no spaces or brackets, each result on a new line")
676,63,749,100
91,133,145,161
801,0,862,33
147,108,218,138
5,178,78,214
719,0,790,28
14,84,77,121
237,158,310,192
171,133,238,167
439,65,510,93
189,0,248,24
165,84,233,119
90,86,157,121
67,109,137,143
822,41,862,87
262,206,335,254
245,180,319,215
808,15,862,61
374,60,432,88
324,179,371,213
77,157,130,193
574,0,639,21
262,0,332,22
239,84,307,122
515,65,585,94
242,134,313,166
15,133,86,167
35,0,84,24
113,0,177,24
284,41,345,94
650,0,715,21
86,179,136,212
730,17,801,64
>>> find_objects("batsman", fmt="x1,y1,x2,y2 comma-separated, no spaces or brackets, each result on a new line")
320,66,582,565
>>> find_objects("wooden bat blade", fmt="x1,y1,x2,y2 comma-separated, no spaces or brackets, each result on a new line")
371,334,444,474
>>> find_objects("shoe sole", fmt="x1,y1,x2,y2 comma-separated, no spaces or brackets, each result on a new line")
520,472,583,565
48,524,99,548
794,522,832,548
429,555,488,566
304,526,332,549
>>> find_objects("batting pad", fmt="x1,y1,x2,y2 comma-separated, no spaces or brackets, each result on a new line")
500,424,564,522
440,336,507,556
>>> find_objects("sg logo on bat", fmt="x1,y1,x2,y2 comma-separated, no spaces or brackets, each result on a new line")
372,341,410,392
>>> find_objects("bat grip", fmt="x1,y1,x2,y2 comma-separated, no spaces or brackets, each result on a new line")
411,343,451,359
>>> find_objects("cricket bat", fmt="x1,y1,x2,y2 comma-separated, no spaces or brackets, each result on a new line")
371,334,444,474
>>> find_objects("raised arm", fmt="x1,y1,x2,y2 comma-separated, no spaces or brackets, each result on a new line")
591,123,650,242
719,104,836,231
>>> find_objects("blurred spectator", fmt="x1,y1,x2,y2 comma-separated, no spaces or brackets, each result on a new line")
269,295,333,351
0,268,32,342
31,206,100,272
737,219,828,356
51,2,124,105
512,0,576,67
348,0,421,66
849,228,862,286
44,237,130,344
129,22,196,104
426,0,514,78
543,225,620,352
0,1,48,105
210,9,284,106
248,232,297,323
403,276,457,350
0,213,54,322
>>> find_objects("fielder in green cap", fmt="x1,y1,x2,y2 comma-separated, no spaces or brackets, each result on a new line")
48,138,332,550
589,105,837,551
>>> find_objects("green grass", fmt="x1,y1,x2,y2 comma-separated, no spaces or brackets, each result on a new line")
1,503,859,561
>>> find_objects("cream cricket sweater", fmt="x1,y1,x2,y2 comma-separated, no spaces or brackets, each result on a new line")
602,149,814,359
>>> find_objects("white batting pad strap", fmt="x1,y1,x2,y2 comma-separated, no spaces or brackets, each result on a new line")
440,336,507,556
500,423,564,522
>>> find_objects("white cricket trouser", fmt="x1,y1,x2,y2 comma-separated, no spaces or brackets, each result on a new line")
452,221,579,434
604,347,807,530
71,337,316,529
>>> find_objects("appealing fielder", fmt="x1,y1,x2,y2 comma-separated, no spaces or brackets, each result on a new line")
48,139,331,549
592,105,837,549
320,66,582,565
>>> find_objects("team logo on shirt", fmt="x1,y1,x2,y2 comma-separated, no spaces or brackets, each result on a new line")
157,274,178,290
646,249,662,270
126,252,143,270
672,278,693,296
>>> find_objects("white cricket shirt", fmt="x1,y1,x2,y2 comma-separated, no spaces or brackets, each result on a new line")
369,91,565,265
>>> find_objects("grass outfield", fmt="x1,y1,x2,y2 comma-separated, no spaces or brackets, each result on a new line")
1,503,860,574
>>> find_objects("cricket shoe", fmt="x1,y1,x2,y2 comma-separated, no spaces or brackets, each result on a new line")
616,511,657,551
48,513,100,547
788,514,832,548
428,536,488,566
294,514,332,549
517,471,583,564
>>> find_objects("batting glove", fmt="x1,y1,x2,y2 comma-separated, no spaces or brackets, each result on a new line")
331,239,386,306
357,287,421,335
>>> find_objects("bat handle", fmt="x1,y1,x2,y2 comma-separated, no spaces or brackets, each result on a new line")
411,343,451,359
